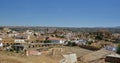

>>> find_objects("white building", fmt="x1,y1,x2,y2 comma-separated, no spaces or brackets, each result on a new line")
14,39,26,43
73,39,87,45
0,38,2,41
26,30,33,35
0,42,3,47
50,39,65,44
60,53,77,63
27,35,30,40
8,34,17,37
60,40,65,44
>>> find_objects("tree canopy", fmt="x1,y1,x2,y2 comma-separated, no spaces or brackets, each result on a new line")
117,44,120,54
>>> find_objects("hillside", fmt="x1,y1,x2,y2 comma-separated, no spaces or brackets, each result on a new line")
0,26,120,33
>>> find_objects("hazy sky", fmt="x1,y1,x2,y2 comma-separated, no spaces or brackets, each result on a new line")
0,0,120,27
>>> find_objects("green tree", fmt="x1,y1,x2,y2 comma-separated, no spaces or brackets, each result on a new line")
71,42,76,46
67,41,76,46
67,41,72,46
44,40,51,43
95,36,103,40
117,44,120,54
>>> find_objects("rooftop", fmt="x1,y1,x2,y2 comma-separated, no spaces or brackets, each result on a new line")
107,54,120,58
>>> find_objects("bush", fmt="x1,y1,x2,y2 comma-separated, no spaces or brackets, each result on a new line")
87,41,93,45
114,39,120,43
10,48,14,52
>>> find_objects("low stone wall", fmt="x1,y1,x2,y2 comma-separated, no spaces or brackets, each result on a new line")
105,56,120,63
79,45,101,51
28,43,63,48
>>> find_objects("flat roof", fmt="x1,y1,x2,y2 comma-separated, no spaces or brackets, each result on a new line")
107,54,120,58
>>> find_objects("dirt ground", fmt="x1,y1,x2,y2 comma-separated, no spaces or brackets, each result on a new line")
0,51,60,63
0,46,93,63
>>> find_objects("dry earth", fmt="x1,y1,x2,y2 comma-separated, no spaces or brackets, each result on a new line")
0,47,93,63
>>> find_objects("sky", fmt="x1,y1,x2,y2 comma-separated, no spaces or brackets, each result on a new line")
0,0,120,27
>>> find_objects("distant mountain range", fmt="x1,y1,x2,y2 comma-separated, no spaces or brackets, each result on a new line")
0,26,120,33
114,26,120,28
